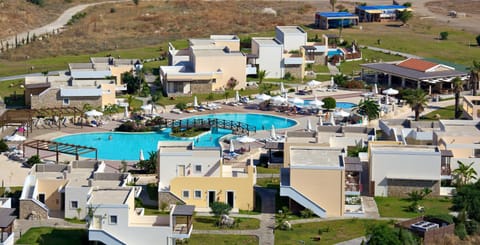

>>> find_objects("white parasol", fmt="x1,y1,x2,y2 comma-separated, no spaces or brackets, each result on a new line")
270,125,277,139
141,104,153,111
255,94,271,101
3,134,26,141
270,95,287,105
373,83,378,94
235,91,240,102
309,96,324,108
318,116,324,126
330,76,335,87
237,135,256,143
307,80,321,87
85,109,103,117
288,97,304,105
280,82,286,94
329,113,336,126
229,140,235,153
194,96,199,107
382,88,399,95
139,149,144,161
333,110,351,117
306,119,312,132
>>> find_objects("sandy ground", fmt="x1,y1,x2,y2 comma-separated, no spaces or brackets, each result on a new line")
0,155,30,187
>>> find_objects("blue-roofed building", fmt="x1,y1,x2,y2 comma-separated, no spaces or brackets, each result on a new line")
315,12,359,30
355,5,410,22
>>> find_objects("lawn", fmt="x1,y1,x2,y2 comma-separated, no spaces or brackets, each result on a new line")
256,166,280,174
186,234,258,245
421,105,457,120
0,79,25,106
15,227,88,245
337,48,404,76
375,196,452,218
193,216,260,230
256,177,280,189
275,219,390,245
0,186,23,197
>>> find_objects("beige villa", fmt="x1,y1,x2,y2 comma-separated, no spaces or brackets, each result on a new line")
161,35,249,95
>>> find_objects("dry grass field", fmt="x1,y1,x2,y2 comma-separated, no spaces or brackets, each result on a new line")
426,0,480,16
0,0,97,40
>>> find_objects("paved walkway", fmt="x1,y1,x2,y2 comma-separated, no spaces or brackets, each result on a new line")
194,187,276,244
327,62,341,75
361,46,422,59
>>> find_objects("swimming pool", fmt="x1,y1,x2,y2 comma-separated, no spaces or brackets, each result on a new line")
54,113,297,161
327,49,344,57
300,100,357,109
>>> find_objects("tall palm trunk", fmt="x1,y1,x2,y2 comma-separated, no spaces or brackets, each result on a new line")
415,108,420,121
455,92,460,119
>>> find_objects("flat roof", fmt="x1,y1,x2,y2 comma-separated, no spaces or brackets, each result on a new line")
60,88,102,97
89,189,131,205
252,38,282,46
371,145,438,153
276,26,306,34
290,147,343,168
193,49,244,57
361,62,467,81
357,5,407,11
0,208,16,228
316,12,358,18
172,205,195,216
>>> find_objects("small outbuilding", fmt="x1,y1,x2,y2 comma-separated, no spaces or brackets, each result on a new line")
355,5,411,22
315,12,359,30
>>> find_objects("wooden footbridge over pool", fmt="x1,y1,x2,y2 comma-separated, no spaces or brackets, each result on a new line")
155,118,256,135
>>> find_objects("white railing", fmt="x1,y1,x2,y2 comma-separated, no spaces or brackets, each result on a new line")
88,229,126,245
0,232,14,245
280,186,327,218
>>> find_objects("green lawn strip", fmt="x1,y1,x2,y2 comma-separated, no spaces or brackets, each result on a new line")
15,227,88,245
421,105,456,120
187,234,258,245
0,79,25,106
0,186,23,197
64,218,86,224
171,128,209,138
275,219,390,245
375,196,452,218
338,48,403,75
193,216,260,230
116,95,143,110
256,166,280,174
255,177,280,189
311,64,330,73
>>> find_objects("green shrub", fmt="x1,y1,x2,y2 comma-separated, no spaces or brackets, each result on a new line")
175,102,187,110
476,34,480,46
466,220,480,235
455,223,468,240
300,209,314,218
0,140,9,152
110,7,116,13
440,31,449,40
26,155,41,166
322,97,336,110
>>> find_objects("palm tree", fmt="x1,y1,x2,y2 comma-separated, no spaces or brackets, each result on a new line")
329,0,336,11
453,161,477,186
452,77,464,119
357,99,380,121
223,90,231,103
257,70,267,84
398,10,413,26
405,89,428,121
469,60,480,96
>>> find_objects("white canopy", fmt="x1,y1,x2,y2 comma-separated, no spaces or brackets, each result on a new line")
194,96,199,107
237,135,256,143
382,88,399,95
270,95,288,104
3,134,26,141
288,97,304,105
255,94,271,101
140,149,145,161
333,110,351,117
307,80,321,87
309,96,324,108
85,109,103,117
270,125,277,139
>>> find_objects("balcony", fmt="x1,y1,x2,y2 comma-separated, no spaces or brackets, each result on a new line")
345,171,361,195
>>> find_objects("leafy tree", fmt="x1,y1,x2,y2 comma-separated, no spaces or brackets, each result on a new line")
26,155,42,167
406,188,432,212
136,151,157,174
366,224,401,245
403,2,412,7
452,77,464,118
453,161,477,186
405,89,428,121
469,60,480,96
452,181,480,221
206,93,215,101
322,97,336,111
440,31,449,40
132,0,140,6
122,71,144,94
333,74,349,87
397,10,413,25
476,35,480,47
27,0,44,6
329,0,337,11
223,90,231,102
357,99,380,121
257,70,267,84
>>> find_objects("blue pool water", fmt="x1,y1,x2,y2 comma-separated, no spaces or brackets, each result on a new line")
301,101,357,109
327,49,344,57
54,113,297,161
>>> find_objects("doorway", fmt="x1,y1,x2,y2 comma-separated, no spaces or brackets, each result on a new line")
207,191,216,207
38,193,45,204
226,191,234,208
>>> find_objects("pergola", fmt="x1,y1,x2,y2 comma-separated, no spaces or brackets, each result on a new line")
0,107,83,137
0,208,15,243
23,139,97,163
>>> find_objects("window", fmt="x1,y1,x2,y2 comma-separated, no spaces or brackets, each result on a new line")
195,165,202,173
194,190,202,199
71,201,78,209
109,215,118,225
63,98,70,105
182,190,190,199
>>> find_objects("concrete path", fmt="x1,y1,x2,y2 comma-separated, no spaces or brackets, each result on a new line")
14,218,86,241
327,62,341,75
194,187,276,244
361,46,422,59
0,70,66,82
361,196,380,219
1,1,128,52
336,236,366,245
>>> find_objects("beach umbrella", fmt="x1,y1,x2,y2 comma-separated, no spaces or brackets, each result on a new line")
307,80,321,87
318,116,324,126
3,134,26,141
139,149,145,161
194,96,199,107
333,110,351,117
255,94,271,101
124,106,129,118
141,104,153,112
229,140,235,153
237,135,256,143
382,88,399,95
235,91,240,102
288,97,304,105
270,95,287,105
309,96,324,108
373,83,378,94
270,125,277,139
280,82,286,94
306,119,312,132
85,109,103,117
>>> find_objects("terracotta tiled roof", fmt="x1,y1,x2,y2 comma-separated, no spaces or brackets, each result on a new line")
397,58,438,72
